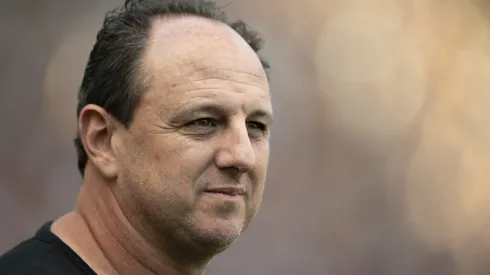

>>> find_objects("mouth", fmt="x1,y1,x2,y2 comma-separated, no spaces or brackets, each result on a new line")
204,187,246,196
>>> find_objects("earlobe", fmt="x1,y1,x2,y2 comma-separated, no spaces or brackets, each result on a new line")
78,104,118,179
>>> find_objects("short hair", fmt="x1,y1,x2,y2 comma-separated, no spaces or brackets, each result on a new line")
75,0,270,176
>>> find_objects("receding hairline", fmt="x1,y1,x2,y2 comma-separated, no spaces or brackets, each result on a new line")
148,14,259,57
139,14,266,82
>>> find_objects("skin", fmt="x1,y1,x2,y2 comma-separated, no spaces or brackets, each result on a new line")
51,15,272,275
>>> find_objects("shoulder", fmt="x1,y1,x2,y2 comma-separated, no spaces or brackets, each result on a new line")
0,222,92,275
0,237,71,274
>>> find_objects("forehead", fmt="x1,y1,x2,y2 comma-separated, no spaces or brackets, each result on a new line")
139,15,271,114
145,15,267,87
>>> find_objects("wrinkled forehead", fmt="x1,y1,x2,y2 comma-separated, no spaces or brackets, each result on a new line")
142,15,268,89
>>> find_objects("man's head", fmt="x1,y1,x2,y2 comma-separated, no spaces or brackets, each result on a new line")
76,0,272,263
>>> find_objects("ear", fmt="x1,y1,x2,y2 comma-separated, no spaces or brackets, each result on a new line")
78,104,118,179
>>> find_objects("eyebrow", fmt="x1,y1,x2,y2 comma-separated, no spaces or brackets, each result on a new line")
173,102,273,124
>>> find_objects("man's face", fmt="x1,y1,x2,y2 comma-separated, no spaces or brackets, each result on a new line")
111,16,272,254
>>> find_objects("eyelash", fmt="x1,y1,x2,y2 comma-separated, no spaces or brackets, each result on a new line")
246,121,267,131
188,119,267,132
189,118,216,128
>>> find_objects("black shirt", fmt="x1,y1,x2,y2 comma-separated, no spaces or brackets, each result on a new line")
0,222,96,275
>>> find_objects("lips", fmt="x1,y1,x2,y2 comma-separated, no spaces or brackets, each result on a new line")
204,187,246,196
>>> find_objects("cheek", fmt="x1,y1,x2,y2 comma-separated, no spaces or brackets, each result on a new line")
249,146,269,201
114,135,165,199
146,140,200,199
250,163,268,199
118,148,191,221
253,145,270,182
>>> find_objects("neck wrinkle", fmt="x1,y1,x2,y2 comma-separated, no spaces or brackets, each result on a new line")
77,176,206,275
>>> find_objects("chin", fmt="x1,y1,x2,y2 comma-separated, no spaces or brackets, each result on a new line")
186,217,245,254
204,219,243,243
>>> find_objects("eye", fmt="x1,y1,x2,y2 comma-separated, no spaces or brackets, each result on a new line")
189,118,217,128
247,121,266,130
183,118,219,138
246,121,268,137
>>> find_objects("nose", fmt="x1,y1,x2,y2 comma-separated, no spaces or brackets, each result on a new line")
215,123,256,174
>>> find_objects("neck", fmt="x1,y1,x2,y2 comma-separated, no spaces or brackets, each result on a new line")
52,174,207,275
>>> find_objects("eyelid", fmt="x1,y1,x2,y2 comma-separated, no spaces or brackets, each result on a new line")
187,117,218,126
185,116,269,132
246,122,269,137
247,120,268,128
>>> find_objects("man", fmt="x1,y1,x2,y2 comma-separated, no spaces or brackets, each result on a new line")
0,0,273,274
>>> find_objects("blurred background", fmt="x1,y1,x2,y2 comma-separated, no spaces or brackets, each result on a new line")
2,0,490,274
